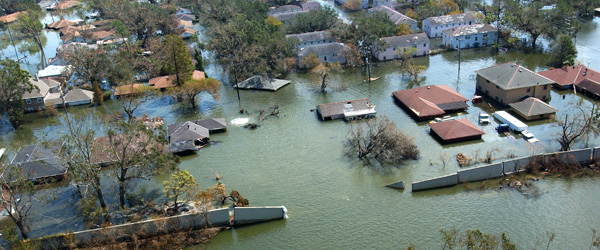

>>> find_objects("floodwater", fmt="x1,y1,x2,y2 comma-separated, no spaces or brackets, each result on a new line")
1,4,600,249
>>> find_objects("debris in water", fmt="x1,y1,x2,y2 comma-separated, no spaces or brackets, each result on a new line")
231,118,249,125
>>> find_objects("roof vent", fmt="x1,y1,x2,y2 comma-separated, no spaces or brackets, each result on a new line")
427,86,431,89
519,69,522,72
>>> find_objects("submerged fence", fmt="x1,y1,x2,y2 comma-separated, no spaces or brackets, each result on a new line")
406,147,598,192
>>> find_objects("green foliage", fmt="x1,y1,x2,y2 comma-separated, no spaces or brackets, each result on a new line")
93,82,103,105
396,23,414,36
285,6,339,34
103,91,113,101
158,34,194,87
551,35,577,67
194,49,204,72
0,58,32,128
14,10,46,67
176,77,222,108
163,170,198,210
346,12,397,61
439,228,517,250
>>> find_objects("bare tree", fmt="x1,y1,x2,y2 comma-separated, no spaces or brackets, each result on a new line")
557,113,590,151
0,165,36,239
311,62,341,92
346,116,419,163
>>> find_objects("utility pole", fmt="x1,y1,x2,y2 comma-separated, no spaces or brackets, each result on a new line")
458,38,461,76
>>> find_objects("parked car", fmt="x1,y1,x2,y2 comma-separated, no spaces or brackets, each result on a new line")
479,112,491,124
496,124,510,133
521,130,539,143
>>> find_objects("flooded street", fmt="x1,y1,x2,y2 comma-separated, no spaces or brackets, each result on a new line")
1,4,600,249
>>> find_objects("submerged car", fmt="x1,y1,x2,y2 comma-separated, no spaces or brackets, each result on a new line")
479,113,491,124
521,130,539,143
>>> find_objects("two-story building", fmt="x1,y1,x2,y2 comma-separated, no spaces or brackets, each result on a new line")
423,12,476,38
22,78,62,112
374,33,430,61
335,0,393,9
442,24,498,50
369,5,418,32
297,43,348,69
475,62,554,105
286,31,335,48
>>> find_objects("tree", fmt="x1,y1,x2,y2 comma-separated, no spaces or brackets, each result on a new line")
194,49,205,72
111,19,131,52
285,6,339,34
404,60,427,81
350,12,396,64
0,164,36,239
93,82,103,105
63,45,110,102
346,116,419,163
102,115,177,209
557,113,590,151
264,16,282,28
177,78,221,108
551,35,577,67
342,0,362,11
310,62,341,92
163,170,198,213
118,84,155,122
0,58,33,128
506,1,549,48
301,53,321,69
157,34,194,87
439,228,516,250
14,10,46,67
396,23,414,36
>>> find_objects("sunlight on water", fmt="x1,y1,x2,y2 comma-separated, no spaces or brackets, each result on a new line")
230,118,249,125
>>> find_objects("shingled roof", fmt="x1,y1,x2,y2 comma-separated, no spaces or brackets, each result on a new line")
429,119,484,143
425,12,475,25
167,121,210,153
379,33,429,48
48,19,75,29
576,78,600,97
442,23,497,37
298,42,348,57
537,65,600,87
236,75,291,91
369,5,416,25
316,98,374,120
269,4,302,14
392,85,469,120
509,97,557,119
194,118,227,132
476,62,554,90
286,30,333,43
6,144,67,183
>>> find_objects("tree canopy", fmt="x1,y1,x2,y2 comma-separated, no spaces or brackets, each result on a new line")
0,58,33,128
285,6,339,34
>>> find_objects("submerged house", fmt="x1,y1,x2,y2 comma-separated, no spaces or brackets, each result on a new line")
509,97,558,120
537,65,600,90
22,78,62,112
195,118,228,133
168,121,210,153
429,119,484,144
442,24,498,50
392,85,469,120
375,33,430,61
575,78,600,99
4,144,67,184
316,98,376,121
286,30,335,49
235,75,291,91
369,5,417,32
423,12,476,38
297,43,348,69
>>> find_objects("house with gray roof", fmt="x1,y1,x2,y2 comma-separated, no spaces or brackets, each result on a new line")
271,11,305,23
442,24,498,49
286,30,335,48
316,98,376,121
298,42,348,69
167,121,210,153
335,0,394,9
4,144,67,184
195,118,227,133
423,13,477,38
23,78,62,112
368,5,417,32
476,62,554,105
269,4,302,15
509,97,558,120
236,75,291,91
375,33,430,61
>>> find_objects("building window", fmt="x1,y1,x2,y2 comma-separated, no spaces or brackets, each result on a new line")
37,97,42,103
393,47,396,51
324,56,327,61
544,85,548,90
475,36,478,41
423,43,426,47
543,95,547,100
27,107,33,112
526,87,531,92
26,99,31,104
383,56,386,60
333,53,337,57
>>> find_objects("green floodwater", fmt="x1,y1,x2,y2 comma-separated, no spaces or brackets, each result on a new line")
0,2,600,249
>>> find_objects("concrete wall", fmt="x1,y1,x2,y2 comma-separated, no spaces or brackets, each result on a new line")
412,173,458,191
545,148,592,165
234,206,287,226
457,163,503,182
502,156,532,174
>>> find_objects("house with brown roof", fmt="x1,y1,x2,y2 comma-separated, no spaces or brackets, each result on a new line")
149,70,206,90
509,97,557,120
392,85,469,120
47,19,76,30
475,62,554,105
429,119,484,144
575,78,600,100
179,27,197,39
114,83,147,98
316,98,376,121
537,65,600,90
0,11,25,24
48,0,82,11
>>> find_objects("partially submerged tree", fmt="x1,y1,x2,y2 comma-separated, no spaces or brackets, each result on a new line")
156,34,194,87
14,9,46,67
346,116,419,163
177,78,221,109
310,62,341,92
63,45,110,104
163,170,198,213
342,0,362,12
551,35,577,68
0,58,33,128
0,164,36,239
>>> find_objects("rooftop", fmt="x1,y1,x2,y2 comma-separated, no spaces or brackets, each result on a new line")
48,19,76,29
476,62,554,90
429,119,484,142
509,97,558,118
269,4,302,14
194,118,227,132
298,42,347,57
236,75,291,91
537,65,600,87
576,78,600,96
6,144,67,182
114,83,146,97
442,23,497,37
168,121,210,153
286,30,333,43
369,5,416,25
317,98,375,119
392,85,469,119
23,78,52,99
379,33,429,48
425,12,475,25
38,65,70,78
0,11,25,23
271,11,305,22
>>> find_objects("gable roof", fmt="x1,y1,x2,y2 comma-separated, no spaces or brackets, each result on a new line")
298,42,347,57
23,78,51,99
537,65,600,87
286,30,333,43
178,19,193,28
63,88,93,103
48,19,75,29
149,75,176,89
236,75,291,91
0,11,25,23
369,5,416,25
425,12,475,25
476,62,554,90
442,23,497,37
52,0,82,10
7,144,67,182
194,118,227,132
168,121,210,144
317,98,374,118
89,30,115,41
429,119,484,141
392,85,469,119
380,33,429,48
90,19,114,26
175,14,195,22
271,11,305,22
576,78,600,96
38,65,69,78
509,97,558,117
